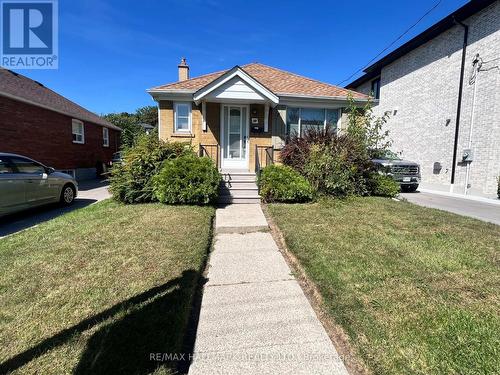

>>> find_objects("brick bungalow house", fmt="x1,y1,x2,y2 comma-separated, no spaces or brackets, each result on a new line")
347,0,499,198
0,68,121,180
148,60,368,172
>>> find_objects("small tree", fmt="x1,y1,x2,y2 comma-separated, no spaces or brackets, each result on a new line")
135,106,158,127
345,94,392,157
102,112,144,148
102,106,158,149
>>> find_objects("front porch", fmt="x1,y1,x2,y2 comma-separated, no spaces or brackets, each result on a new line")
199,142,276,173
159,97,280,173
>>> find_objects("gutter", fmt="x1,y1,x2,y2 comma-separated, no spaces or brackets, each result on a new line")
146,89,196,94
277,93,370,102
450,18,469,192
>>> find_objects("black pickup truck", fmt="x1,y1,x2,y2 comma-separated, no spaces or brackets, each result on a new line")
372,150,421,192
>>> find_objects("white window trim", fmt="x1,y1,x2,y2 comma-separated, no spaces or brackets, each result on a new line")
103,127,109,147
201,101,207,132
72,119,85,144
174,102,192,133
287,107,341,136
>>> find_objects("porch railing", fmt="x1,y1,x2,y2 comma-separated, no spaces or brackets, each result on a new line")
255,145,274,177
199,144,220,168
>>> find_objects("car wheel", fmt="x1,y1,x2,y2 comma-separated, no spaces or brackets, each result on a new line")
60,184,76,205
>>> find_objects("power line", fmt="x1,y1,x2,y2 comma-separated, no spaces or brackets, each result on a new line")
338,0,443,86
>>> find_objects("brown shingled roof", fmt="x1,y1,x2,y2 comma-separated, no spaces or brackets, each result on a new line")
0,68,120,130
150,62,367,99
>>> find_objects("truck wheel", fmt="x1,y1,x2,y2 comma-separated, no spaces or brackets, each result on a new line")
402,185,418,192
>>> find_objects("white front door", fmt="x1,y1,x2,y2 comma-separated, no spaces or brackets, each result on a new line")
221,105,249,169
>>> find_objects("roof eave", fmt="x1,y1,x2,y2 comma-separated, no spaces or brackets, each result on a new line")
147,90,195,102
278,93,370,102
147,88,196,94
0,91,121,131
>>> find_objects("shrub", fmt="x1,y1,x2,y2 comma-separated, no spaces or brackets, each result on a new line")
152,155,221,205
258,165,314,203
497,177,500,199
280,94,395,199
109,135,191,203
282,126,373,197
367,173,400,198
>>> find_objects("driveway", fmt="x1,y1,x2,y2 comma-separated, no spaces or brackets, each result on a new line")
400,191,500,225
0,179,111,238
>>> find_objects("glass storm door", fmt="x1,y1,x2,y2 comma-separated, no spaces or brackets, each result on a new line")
222,105,248,169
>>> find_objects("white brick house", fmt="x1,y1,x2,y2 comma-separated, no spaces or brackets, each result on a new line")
348,0,500,198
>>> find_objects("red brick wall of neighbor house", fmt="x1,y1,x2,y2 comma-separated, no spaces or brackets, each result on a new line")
0,96,120,170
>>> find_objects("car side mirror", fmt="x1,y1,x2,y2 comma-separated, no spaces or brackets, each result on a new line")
46,167,55,174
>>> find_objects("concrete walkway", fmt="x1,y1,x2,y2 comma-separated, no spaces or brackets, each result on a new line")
189,204,348,375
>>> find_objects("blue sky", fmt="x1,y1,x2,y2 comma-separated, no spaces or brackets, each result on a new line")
16,0,468,115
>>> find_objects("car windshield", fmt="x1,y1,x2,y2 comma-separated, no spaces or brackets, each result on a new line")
372,150,401,160
112,152,121,159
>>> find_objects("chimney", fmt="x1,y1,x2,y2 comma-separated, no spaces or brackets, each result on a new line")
178,57,189,81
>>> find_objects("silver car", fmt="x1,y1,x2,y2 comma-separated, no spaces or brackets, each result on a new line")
0,153,78,217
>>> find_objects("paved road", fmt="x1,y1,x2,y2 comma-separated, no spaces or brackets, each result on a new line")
0,179,111,238
400,191,500,225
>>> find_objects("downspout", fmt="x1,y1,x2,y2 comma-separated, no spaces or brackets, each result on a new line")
464,54,482,195
450,19,469,193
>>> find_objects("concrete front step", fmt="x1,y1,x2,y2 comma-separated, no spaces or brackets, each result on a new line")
222,175,256,182
218,196,261,204
221,189,260,197
221,181,259,190
219,171,260,204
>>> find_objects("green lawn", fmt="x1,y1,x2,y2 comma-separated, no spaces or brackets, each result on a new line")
267,197,500,375
0,200,215,375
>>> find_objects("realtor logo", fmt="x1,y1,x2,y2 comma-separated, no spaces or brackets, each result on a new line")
1,0,58,69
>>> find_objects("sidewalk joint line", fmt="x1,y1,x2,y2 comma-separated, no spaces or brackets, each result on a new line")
206,278,295,288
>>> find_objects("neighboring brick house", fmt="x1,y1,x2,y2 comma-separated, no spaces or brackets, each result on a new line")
347,0,500,198
0,68,121,180
148,59,368,173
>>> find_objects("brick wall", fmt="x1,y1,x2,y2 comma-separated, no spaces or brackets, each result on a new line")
0,96,120,171
159,101,220,147
354,1,500,197
159,100,273,171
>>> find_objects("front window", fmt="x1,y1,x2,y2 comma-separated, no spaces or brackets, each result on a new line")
72,119,85,144
286,107,340,137
103,127,109,147
174,102,192,133
371,78,381,99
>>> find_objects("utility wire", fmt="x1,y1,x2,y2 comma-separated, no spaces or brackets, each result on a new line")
338,0,442,86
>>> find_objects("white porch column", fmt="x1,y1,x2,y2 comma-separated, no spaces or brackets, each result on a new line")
201,101,207,132
264,103,269,132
